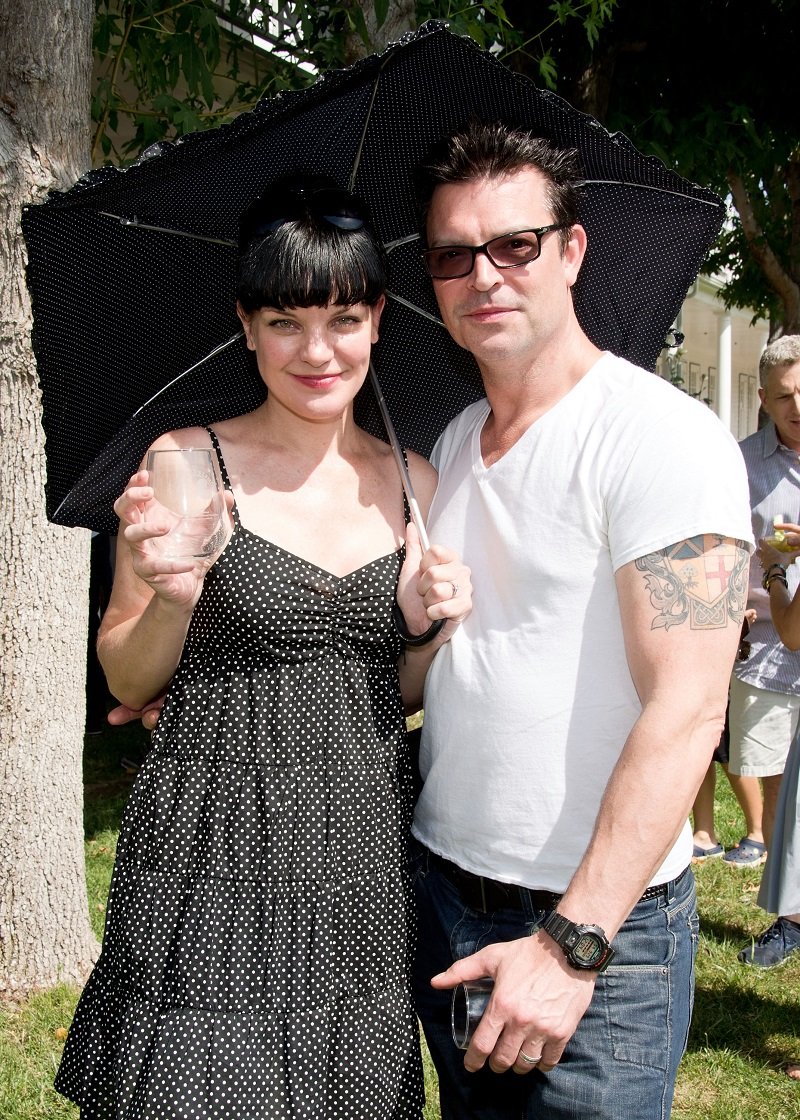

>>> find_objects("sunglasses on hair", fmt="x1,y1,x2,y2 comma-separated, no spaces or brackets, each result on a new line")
421,225,568,280
247,186,367,240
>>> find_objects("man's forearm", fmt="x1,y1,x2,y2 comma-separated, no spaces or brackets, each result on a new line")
556,700,723,938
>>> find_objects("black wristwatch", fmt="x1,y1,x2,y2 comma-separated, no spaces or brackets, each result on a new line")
541,910,615,972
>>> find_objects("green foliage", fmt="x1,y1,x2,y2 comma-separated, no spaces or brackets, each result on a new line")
489,1,618,90
577,0,800,331
90,2,619,163
91,0,309,162
415,0,516,51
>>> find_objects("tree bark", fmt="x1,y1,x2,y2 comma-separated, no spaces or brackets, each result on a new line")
728,166,800,336
342,0,416,65
0,0,99,993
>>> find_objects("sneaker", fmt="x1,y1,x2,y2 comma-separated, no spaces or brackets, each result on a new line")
723,836,767,867
692,843,725,862
738,917,800,968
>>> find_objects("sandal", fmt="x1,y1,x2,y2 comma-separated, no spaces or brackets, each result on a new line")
692,843,724,861
722,836,767,867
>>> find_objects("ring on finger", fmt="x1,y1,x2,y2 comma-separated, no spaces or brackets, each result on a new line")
519,1050,541,1066
450,581,459,599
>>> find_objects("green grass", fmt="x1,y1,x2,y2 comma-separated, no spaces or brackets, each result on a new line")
1,733,798,1119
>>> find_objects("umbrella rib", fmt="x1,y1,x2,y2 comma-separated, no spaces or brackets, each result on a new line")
131,331,245,418
368,360,432,552
386,290,445,328
384,233,420,253
348,51,392,192
99,212,236,246
579,181,722,206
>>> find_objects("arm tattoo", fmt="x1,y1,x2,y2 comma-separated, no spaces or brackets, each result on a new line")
634,535,749,631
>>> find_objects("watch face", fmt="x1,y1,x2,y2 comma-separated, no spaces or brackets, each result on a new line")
573,932,606,967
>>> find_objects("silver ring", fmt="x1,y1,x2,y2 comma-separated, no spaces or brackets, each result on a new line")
519,1050,541,1066
450,581,459,599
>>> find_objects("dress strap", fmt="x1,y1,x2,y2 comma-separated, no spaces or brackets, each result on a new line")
205,427,240,526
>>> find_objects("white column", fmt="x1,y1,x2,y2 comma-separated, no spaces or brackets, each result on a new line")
717,312,732,433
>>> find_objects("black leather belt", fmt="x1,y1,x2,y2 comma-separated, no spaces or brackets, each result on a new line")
427,850,688,915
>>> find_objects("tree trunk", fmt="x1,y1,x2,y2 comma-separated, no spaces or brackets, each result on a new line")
728,165,800,337
0,0,99,993
342,0,416,65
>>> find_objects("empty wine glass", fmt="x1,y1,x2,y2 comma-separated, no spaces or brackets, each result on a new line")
145,448,226,561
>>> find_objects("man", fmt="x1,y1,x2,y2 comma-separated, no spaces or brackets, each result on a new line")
729,335,800,967
409,120,753,1119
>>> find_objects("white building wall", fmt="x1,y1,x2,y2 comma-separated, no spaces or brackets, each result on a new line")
655,275,769,440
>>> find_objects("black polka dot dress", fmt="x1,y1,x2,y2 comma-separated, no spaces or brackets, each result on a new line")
55,434,424,1119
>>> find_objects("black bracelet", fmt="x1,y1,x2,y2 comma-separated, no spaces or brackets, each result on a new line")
392,602,446,647
765,573,789,591
762,563,788,590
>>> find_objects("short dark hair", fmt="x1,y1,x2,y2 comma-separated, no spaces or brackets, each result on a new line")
416,119,583,251
236,174,388,313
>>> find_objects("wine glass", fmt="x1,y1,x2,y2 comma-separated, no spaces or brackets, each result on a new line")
145,448,226,561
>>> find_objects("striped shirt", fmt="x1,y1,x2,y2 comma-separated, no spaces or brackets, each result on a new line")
735,421,800,695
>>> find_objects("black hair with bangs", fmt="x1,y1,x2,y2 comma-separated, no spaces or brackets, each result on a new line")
236,174,388,314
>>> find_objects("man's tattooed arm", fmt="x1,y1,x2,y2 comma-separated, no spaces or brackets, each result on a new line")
634,535,749,631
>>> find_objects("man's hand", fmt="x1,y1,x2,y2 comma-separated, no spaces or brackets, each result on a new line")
431,932,596,1075
106,694,166,732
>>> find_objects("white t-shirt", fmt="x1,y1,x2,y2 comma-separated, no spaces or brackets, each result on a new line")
413,353,753,893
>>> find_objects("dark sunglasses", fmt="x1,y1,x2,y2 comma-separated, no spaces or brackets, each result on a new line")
247,186,367,240
421,224,568,280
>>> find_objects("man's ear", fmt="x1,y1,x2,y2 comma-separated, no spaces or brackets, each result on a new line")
563,224,588,289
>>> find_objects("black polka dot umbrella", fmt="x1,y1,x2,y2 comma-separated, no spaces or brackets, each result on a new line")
22,20,724,533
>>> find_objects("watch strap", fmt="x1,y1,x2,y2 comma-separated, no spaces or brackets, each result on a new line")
542,909,615,972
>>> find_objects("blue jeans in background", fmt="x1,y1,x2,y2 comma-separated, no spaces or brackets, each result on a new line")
411,846,698,1120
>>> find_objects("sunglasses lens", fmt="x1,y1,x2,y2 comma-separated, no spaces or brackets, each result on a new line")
244,187,366,242
424,247,474,279
322,213,365,230
311,188,366,229
486,233,541,266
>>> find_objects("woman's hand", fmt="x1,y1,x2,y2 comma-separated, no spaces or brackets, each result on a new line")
115,470,233,610
396,522,472,641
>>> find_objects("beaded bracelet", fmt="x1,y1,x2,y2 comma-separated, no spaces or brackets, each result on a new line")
392,602,445,647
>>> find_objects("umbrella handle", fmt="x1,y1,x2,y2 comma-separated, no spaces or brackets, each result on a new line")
368,362,432,552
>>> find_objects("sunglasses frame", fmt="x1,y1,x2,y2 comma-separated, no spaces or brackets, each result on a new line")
421,224,568,279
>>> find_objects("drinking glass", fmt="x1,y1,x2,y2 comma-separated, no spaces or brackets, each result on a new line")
145,448,226,561
451,977,494,1050
764,513,799,553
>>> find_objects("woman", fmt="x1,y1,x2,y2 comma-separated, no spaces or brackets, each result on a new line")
751,524,800,1082
56,175,471,1118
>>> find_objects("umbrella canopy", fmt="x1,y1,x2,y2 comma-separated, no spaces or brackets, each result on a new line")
22,20,724,533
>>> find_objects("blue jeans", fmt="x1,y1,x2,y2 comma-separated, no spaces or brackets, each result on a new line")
411,846,699,1120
